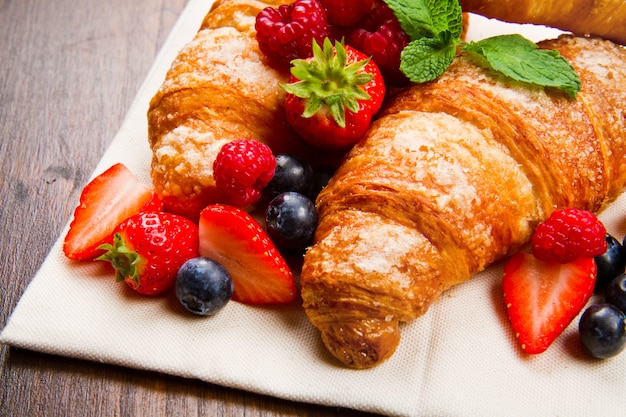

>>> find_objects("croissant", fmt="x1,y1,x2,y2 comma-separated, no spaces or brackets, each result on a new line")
460,0,626,45
147,0,323,220
300,35,626,369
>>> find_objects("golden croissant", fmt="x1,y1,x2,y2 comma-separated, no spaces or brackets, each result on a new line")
147,0,317,220
300,35,626,368
461,0,626,45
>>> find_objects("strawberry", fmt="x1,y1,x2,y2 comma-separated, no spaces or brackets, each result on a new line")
97,212,199,296
281,38,385,150
502,252,596,354
198,204,296,304
63,163,162,260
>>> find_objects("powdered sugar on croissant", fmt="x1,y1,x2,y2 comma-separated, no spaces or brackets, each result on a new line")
148,0,313,220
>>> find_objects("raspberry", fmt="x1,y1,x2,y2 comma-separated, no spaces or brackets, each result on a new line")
319,0,376,27
347,1,411,86
531,208,607,263
213,139,276,208
255,0,331,67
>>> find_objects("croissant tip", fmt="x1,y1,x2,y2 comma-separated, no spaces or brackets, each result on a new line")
320,320,401,369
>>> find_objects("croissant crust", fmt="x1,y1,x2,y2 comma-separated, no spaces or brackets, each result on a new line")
301,35,626,368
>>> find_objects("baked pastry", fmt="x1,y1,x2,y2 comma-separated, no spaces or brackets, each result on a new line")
300,35,626,368
147,0,318,220
460,0,626,45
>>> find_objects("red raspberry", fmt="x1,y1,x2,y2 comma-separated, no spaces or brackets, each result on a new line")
347,1,411,86
319,0,376,27
213,139,276,208
531,208,607,264
255,0,331,67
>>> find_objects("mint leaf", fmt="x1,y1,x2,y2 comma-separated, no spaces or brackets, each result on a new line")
461,34,582,98
384,0,462,84
385,0,463,39
428,0,463,39
400,36,457,83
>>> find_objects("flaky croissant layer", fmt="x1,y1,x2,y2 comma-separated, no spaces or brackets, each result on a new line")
301,35,626,368
147,0,317,221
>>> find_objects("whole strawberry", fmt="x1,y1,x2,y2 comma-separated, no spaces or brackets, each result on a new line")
281,38,385,149
97,212,199,296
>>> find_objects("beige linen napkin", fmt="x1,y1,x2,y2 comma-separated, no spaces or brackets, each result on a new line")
2,1,625,416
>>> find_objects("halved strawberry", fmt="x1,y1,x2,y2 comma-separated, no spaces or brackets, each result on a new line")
198,204,297,304
502,252,596,354
63,163,162,260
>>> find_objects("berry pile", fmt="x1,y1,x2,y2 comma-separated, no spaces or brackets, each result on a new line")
63,142,333,313
256,0,410,85
503,208,626,358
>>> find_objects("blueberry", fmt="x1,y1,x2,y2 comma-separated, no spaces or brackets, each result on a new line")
266,192,318,251
579,303,626,359
605,273,626,314
265,154,314,198
175,257,233,316
308,164,336,201
594,234,626,292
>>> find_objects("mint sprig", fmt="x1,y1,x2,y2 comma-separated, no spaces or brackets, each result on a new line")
461,35,581,98
385,0,581,98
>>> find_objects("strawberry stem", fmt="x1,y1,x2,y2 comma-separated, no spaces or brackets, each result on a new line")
280,38,373,128
96,233,143,285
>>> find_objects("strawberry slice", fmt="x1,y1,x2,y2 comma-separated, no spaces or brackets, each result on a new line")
502,252,596,354
63,163,162,260
198,204,297,304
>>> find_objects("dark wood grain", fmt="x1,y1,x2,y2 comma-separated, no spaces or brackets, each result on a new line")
0,1,383,416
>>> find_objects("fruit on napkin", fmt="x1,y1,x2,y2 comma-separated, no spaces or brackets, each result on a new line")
578,303,626,359
502,209,608,354
281,38,385,149
198,204,297,304
503,253,596,354
63,163,162,260
175,257,234,316
97,211,199,296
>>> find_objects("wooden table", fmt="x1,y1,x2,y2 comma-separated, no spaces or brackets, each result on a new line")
0,1,382,415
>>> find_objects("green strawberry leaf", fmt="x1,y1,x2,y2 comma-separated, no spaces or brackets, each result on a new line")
280,39,373,128
462,34,582,98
